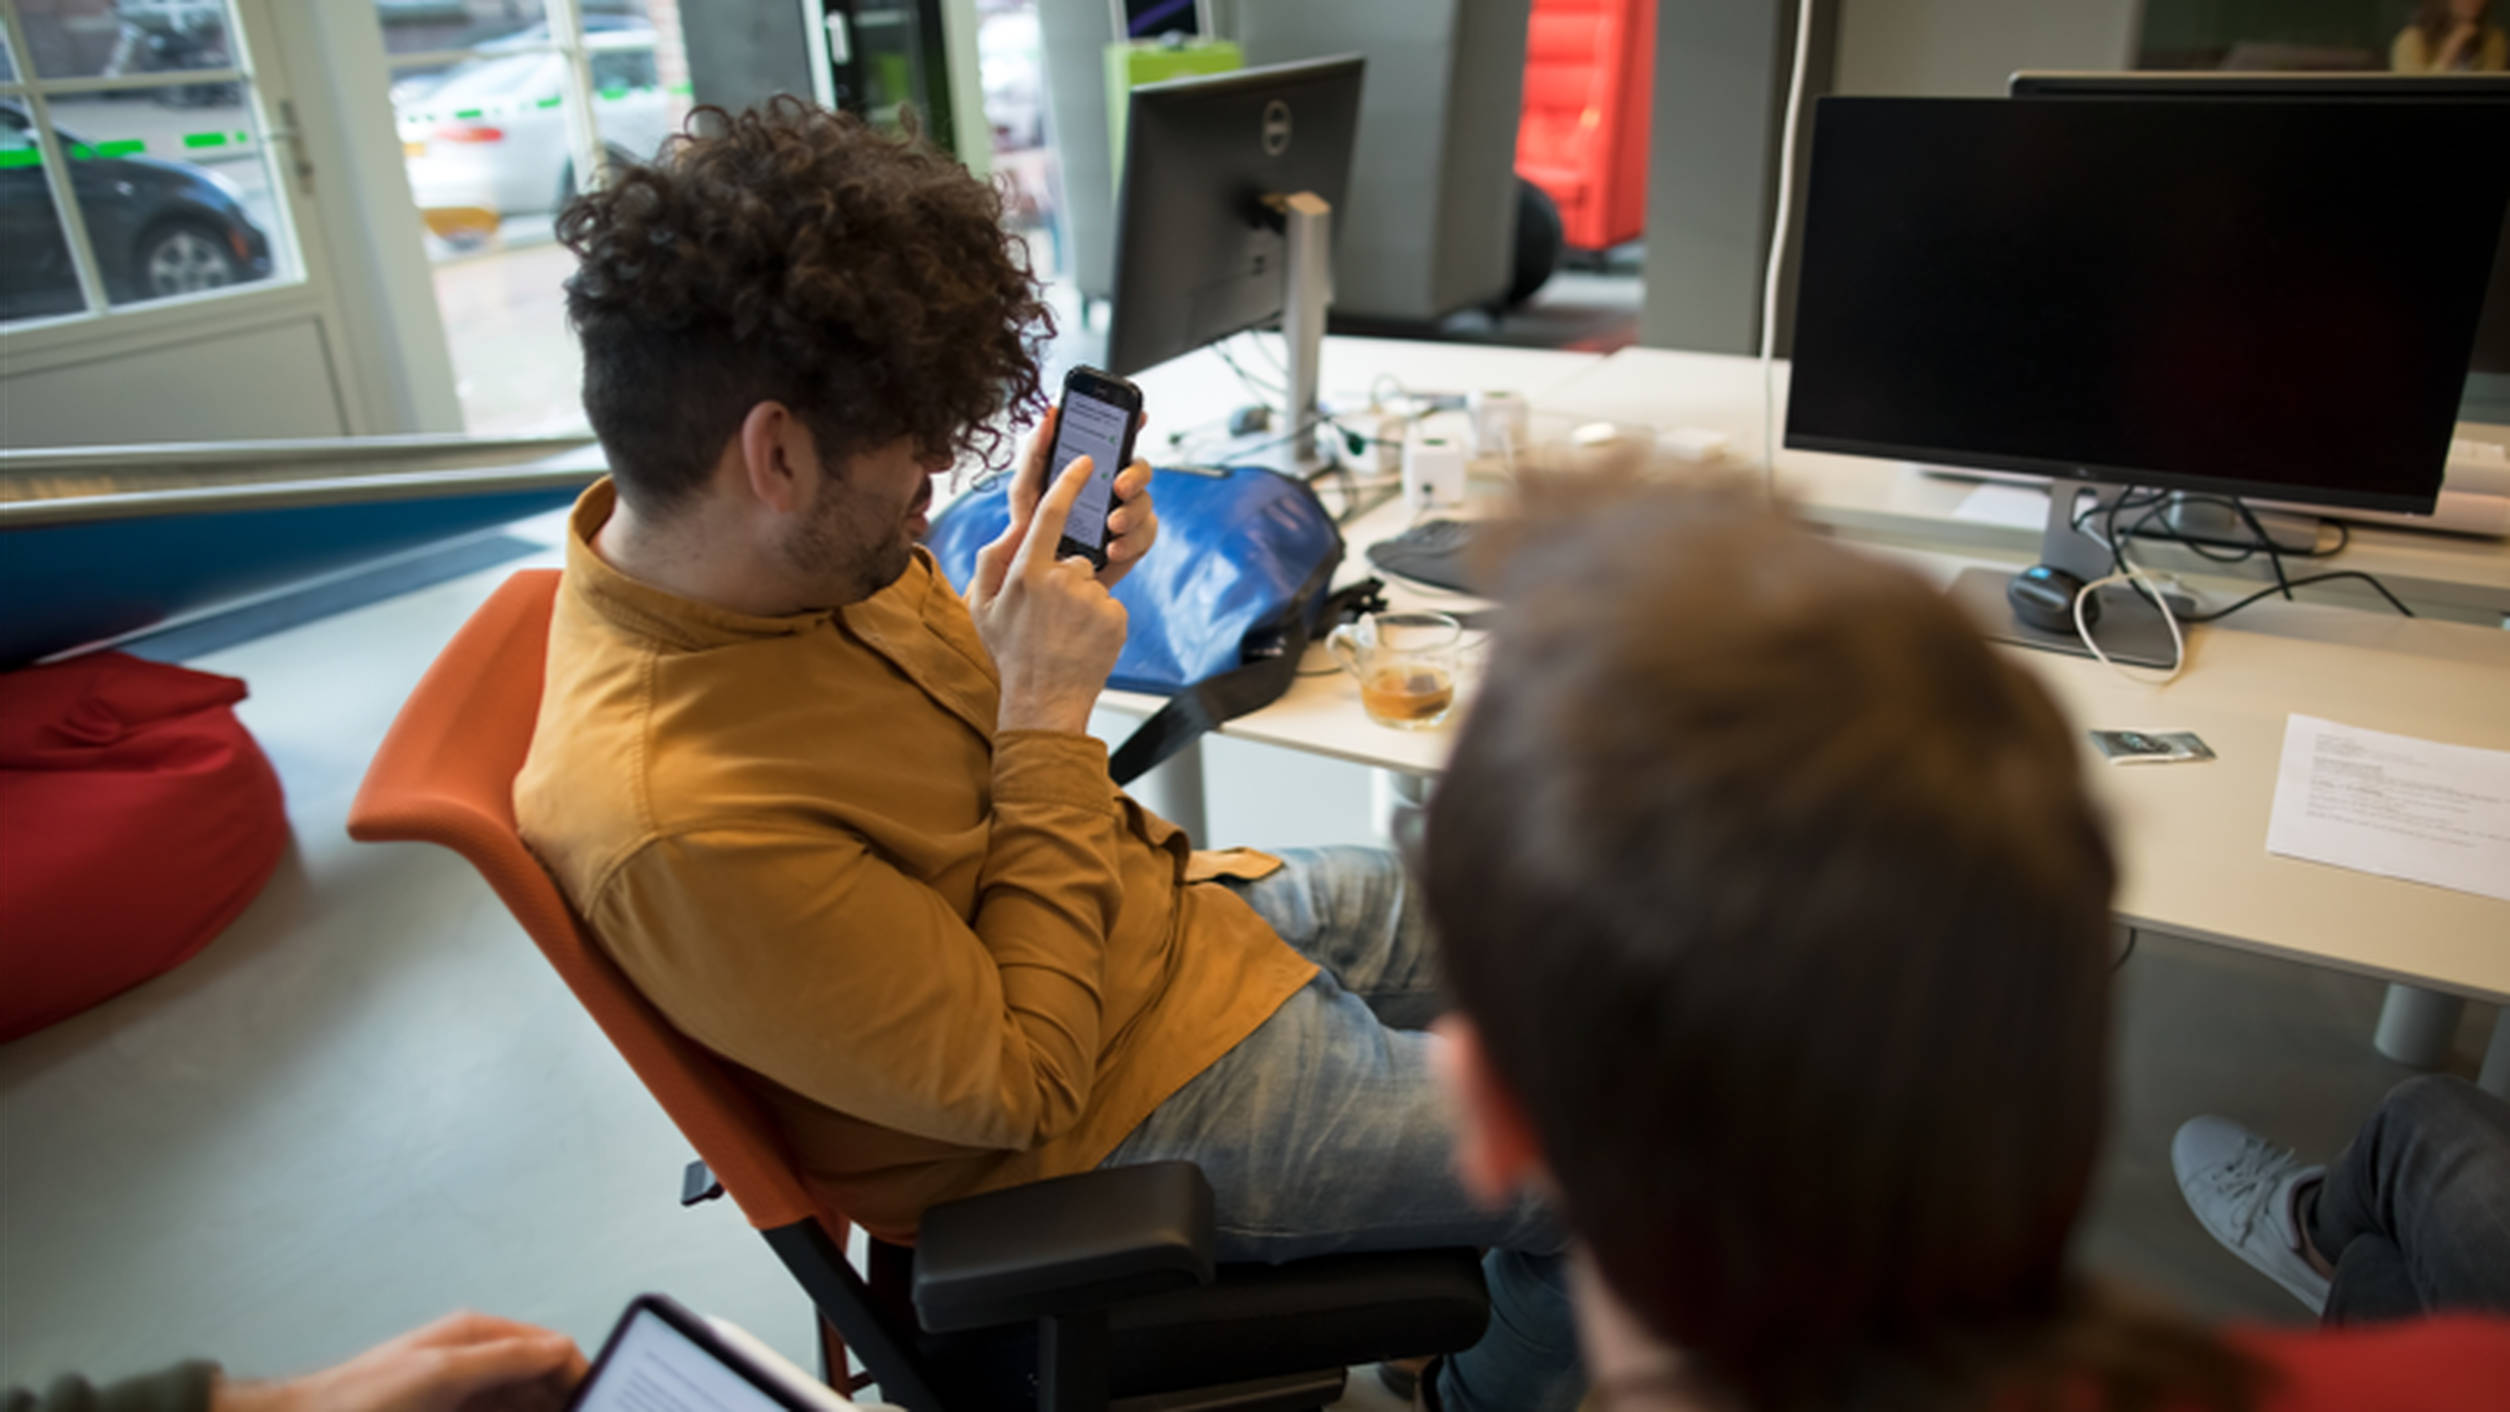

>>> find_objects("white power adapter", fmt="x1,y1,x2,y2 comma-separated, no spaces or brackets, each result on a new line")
1403,431,1468,511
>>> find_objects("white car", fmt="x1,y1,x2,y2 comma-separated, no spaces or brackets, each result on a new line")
396,28,673,219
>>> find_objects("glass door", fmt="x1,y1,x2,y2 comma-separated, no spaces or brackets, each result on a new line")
1,0,305,328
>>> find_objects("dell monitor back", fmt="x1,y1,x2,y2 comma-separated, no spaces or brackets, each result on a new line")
1104,55,1364,379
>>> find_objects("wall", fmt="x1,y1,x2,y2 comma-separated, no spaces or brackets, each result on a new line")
1639,0,2142,357
1237,0,1530,323
680,0,817,113
1834,0,2140,97
1638,0,1834,356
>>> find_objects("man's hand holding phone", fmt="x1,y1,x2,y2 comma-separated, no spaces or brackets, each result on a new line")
999,405,1159,588
969,449,1133,736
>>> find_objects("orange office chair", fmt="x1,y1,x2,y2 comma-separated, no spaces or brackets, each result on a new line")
347,570,1488,1412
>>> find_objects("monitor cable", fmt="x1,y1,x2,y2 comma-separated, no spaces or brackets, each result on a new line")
2080,490,2414,623
2072,486,2187,686
1759,0,1818,503
1217,339,1286,402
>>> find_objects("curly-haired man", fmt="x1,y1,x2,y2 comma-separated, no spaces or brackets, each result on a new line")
513,101,1578,1410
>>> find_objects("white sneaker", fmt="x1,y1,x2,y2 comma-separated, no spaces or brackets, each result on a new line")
2171,1115,2332,1314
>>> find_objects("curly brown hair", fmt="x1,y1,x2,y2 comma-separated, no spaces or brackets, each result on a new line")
558,98,1054,514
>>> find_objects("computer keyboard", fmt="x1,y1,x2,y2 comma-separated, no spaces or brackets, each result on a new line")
1367,518,1484,594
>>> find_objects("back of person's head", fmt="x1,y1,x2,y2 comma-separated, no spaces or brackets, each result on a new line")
557,98,1051,517
1425,486,2256,1412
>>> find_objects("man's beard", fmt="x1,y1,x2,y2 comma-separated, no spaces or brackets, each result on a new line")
784,483,914,604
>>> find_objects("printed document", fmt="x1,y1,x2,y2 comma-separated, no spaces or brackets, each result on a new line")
2266,715,2510,904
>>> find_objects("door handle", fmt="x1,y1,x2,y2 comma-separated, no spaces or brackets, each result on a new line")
265,97,315,198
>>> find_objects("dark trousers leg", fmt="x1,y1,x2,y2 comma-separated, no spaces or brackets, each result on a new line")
2307,1075,2510,1323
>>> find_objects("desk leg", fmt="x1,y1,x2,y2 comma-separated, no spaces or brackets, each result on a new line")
1371,769,1433,851
2480,1009,2510,1102
1129,739,1210,848
2373,984,2466,1069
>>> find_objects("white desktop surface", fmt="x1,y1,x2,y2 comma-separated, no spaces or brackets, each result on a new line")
1128,335,1606,462
1906,556,2510,1004
1102,335,2510,1005
1540,347,2510,619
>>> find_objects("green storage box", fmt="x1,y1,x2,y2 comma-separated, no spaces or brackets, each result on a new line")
1104,39,1243,177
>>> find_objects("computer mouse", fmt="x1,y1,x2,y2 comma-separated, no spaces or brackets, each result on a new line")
2008,563,2097,634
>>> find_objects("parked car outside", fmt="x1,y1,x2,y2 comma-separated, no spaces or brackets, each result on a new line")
1,100,273,321
395,23,673,221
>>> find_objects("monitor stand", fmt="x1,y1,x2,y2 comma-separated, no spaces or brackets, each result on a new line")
1264,189,1334,477
2159,495,2323,553
1948,479,2190,671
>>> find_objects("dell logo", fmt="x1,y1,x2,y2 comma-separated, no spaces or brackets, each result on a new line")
1261,99,1292,156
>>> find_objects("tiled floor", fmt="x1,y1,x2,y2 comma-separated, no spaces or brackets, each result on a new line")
1,510,2495,1400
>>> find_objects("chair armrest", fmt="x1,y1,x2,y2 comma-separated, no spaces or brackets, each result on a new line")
911,1161,1217,1333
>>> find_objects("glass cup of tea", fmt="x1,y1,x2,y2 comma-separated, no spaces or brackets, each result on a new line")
1327,611,1461,730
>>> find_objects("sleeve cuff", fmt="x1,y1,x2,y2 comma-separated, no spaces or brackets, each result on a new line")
992,731,1115,810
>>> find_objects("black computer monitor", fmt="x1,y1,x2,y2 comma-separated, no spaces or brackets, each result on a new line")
2009,72,2510,425
1789,96,2507,511
1104,55,1364,428
1786,96,2510,663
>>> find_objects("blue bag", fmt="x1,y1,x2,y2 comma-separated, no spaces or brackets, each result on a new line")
925,464,1366,783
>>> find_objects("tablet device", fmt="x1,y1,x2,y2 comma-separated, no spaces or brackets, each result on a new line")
569,1293,852,1411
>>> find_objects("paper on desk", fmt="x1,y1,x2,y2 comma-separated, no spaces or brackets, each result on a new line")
1952,482,2051,531
2265,715,2510,904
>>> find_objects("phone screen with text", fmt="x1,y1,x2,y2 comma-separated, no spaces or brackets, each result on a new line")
1052,391,1130,553
572,1307,785,1412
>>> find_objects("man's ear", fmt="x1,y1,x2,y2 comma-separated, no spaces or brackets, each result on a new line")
734,401,817,515
1430,1015,1552,1210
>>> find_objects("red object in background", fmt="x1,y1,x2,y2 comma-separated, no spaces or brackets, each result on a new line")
1517,0,1656,252
0,653,287,1042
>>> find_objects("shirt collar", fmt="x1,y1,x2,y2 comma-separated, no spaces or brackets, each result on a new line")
563,478,1001,737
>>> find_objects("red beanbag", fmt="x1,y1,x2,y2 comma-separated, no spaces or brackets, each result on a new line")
0,652,287,1041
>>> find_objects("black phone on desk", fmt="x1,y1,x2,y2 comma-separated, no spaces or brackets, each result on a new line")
569,1293,848,1410
1048,364,1144,569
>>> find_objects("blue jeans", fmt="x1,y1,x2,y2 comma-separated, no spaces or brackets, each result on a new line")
2308,1074,2510,1324
1102,846,1584,1412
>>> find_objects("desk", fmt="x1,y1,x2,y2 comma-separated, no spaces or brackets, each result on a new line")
1541,347,2510,623
1102,334,2510,1091
1100,334,1605,791
1130,335,1609,469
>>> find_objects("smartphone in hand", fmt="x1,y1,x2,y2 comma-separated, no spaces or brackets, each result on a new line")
1047,365,1144,570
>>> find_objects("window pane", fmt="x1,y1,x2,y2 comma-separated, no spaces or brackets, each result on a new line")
1,111,89,323
385,22,584,432
583,1,659,31
396,47,573,251
384,5,685,434
376,0,551,58
20,0,237,81
593,46,688,168
979,2,1064,280
45,86,289,308
2,27,18,81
